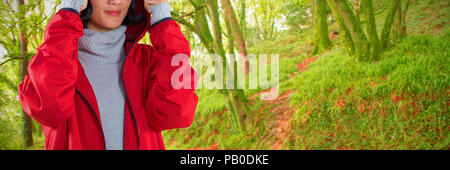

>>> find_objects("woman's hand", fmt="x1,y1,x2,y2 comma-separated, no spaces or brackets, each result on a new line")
60,0,88,13
144,0,167,12
80,0,88,12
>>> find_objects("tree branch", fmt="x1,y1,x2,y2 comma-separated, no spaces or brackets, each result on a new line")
0,52,34,66
42,0,60,23
172,12,196,32
0,57,24,66
179,4,207,18
4,0,16,13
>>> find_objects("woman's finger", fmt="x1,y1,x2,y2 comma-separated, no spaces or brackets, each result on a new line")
80,0,88,12
144,0,166,11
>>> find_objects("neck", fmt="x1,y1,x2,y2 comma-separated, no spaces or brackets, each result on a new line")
78,25,127,64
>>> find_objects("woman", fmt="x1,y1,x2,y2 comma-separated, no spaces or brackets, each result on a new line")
17,0,198,150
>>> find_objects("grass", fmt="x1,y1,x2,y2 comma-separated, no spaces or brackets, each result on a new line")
405,0,450,36
162,88,274,149
286,32,449,149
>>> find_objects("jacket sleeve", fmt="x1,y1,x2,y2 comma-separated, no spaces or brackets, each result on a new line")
144,19,199,131
17,9,83,128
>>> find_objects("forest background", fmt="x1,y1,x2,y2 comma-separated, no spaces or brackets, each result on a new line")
0,0,448,150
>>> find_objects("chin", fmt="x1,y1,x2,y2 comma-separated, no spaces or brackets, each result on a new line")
102,21,124,29
100,16,124,27
105,24,123,29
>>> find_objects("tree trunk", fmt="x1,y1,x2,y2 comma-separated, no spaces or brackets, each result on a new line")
402,0,411,37
205,0,226,58
327,0,355,56
327,0,369,61
18,0,33,147
224,16,235,55
391,0,401,42
380,0,400,50
392,0,410,44
191,0,215,54
361,0,381,61
221,0,249,75
206,0,247,133
312,0,331,55
239,0,246,40
176,1,248,132
354,0,362,22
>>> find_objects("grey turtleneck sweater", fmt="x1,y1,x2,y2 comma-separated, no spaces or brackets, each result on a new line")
78,26,127,150
61,0,172,150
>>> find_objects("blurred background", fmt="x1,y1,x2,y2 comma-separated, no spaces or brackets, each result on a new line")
0,0,448,150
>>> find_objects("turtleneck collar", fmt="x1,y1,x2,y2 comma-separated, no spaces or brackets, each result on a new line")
78,25,127,64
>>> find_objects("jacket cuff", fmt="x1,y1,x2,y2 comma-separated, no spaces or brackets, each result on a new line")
149,2,172,26
60,0,84,13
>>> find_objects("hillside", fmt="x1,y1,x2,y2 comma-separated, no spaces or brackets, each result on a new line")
161,0,449,150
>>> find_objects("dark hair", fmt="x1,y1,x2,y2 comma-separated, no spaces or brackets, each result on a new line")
80,0,146,28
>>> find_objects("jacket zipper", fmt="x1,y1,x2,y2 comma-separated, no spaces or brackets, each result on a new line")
121,24,148,150
75,88,107,150
121,41,140,150
74,50,106,150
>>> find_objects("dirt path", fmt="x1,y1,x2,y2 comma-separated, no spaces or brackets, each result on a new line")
186,54,321,150
249,54,320,149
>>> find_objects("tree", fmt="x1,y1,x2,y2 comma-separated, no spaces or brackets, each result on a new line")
1,0,56,148
206,0,248,133
312,0,331,55
326,0,409,61
221,0,249,75
249,0,282,40
327,0,370,61
380,0,400,50
173,0,249,133
238,0,246,39
17,0,33,147
392,0,411,44
172,0,214,54
361,0,381,61
282,0,310,34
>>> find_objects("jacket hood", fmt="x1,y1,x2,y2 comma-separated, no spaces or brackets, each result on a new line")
125,0,151,43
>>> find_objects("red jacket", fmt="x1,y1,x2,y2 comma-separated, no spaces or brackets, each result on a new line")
17,1,198,150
